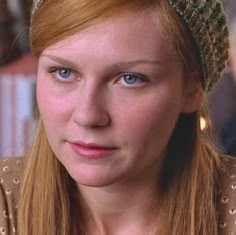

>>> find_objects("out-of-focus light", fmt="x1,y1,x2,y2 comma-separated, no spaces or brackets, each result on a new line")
200,116,208,131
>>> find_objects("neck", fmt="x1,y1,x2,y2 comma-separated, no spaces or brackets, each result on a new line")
78,173,160,235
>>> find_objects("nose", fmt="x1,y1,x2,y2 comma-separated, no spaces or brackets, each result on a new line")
72,85,110,128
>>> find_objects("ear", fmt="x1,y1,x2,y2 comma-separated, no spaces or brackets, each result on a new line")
181,76,204,114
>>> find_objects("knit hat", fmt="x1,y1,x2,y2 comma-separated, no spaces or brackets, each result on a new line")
31,0,230,91
168,0,229,91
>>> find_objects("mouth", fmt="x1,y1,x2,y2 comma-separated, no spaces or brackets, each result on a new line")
69,141,118,159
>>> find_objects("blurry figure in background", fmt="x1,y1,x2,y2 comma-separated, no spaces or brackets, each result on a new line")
220,18,236,156
209,0,236,156
0,0,34,73
0,0,21,65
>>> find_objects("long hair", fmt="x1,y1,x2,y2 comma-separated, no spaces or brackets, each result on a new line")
18,0,222,234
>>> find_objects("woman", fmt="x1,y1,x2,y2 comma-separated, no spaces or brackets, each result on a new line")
0,0,235,234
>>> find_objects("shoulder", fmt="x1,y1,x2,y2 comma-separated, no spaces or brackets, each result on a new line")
217,155,236,234
0,157,23,176
0,157,23,192
0,157,23,234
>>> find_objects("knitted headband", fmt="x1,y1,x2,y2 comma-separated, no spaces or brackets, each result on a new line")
31,0,230,91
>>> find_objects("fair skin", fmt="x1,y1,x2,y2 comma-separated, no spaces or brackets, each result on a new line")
37,10,201,235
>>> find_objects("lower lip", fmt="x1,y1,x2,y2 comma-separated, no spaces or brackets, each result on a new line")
70,143,116,159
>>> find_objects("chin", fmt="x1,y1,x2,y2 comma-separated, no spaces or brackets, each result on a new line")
72,176,118,188
68,167,120,188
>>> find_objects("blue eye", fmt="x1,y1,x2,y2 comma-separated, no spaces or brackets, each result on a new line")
57,68,72,79
49,67,76,82
119,74,145,86
123,75,138,84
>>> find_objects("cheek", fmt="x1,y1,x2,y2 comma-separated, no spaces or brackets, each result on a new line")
36,80,74,133
114,89,184,150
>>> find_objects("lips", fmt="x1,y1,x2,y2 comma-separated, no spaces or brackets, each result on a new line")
69,141,117,159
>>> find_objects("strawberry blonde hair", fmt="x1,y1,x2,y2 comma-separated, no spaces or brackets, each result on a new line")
18,0,221,234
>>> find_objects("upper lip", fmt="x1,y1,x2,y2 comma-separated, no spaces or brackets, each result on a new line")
69,141,117,149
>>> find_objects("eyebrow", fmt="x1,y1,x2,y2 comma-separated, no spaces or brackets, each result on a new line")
41,54,161,70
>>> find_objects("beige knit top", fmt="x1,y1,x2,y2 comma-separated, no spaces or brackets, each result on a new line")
0,156,236,235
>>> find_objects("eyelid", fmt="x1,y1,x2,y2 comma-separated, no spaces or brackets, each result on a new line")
48,66,75,73
119,72,147,79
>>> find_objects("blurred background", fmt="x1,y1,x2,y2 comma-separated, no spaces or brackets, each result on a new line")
0,0,236,157
0,0,35,157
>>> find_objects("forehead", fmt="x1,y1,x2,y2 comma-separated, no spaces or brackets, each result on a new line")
41,10,177,64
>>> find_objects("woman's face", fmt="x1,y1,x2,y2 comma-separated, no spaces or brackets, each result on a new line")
37,10,197,187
